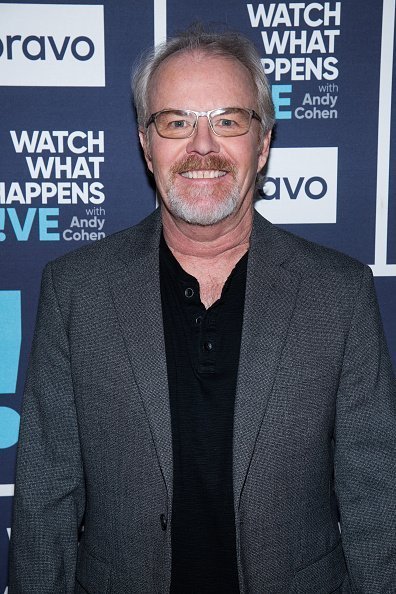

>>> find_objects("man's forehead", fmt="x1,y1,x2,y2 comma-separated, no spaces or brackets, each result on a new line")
148,50,256,110
152,49,249,80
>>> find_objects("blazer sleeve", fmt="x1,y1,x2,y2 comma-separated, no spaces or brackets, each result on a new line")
8,262,85,593
334,265,396,592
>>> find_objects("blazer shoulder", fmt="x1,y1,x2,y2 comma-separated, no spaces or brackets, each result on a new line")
287,228,365,273
253,212,368,291
47,209,161,280
259,214,364,268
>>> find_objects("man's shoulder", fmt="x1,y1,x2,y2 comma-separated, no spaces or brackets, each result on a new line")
283,226,364,273
253,211,368,286
48,209,161,278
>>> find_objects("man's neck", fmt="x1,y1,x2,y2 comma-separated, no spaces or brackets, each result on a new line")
161,205,253,308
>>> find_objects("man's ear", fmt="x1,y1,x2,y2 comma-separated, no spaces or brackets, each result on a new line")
257,130,272,173
139,130,153,173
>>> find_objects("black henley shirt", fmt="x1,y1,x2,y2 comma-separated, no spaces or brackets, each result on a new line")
160,234,247,593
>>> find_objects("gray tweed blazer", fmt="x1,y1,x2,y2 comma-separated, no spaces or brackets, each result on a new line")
9,209,396,593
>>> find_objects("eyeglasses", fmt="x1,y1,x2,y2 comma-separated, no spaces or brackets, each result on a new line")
145,107,262,139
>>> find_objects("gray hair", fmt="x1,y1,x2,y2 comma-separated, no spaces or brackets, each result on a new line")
132,26,275,137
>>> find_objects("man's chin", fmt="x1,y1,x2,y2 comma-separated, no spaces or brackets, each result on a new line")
166,187,240,226
177,211,231,226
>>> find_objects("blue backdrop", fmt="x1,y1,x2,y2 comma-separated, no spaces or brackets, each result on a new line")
0,1,395,589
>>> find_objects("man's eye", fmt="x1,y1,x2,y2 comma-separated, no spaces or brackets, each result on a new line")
169,120,187,128
218,119,237,127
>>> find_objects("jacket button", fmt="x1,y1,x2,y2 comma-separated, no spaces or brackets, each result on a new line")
160,513,167,531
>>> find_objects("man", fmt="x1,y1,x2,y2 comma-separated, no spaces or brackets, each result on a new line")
9,27,396,593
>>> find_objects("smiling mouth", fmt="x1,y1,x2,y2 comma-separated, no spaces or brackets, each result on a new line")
180,170,228,179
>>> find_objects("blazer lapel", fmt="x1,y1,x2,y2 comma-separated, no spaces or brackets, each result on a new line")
233,213,302,509
108,211,173,499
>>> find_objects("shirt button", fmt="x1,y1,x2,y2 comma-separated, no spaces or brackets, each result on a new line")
195,315,203,325
184,287,194,298
203,341,213,352
160,513,167,531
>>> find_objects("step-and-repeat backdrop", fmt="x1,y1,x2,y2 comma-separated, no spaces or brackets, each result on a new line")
0,0,395,589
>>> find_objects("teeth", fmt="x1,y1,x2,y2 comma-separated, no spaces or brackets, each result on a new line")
180,170,227,179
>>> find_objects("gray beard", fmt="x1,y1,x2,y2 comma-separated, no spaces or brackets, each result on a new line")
166,183,240,226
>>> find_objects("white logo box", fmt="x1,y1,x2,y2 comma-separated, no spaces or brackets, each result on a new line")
0,4,105,87
255,147,338,224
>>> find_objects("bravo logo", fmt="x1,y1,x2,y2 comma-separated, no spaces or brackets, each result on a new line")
0,4,105,87
0,35,95,62
255,147,338,224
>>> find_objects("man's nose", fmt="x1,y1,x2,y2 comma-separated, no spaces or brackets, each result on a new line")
186,116,220,155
